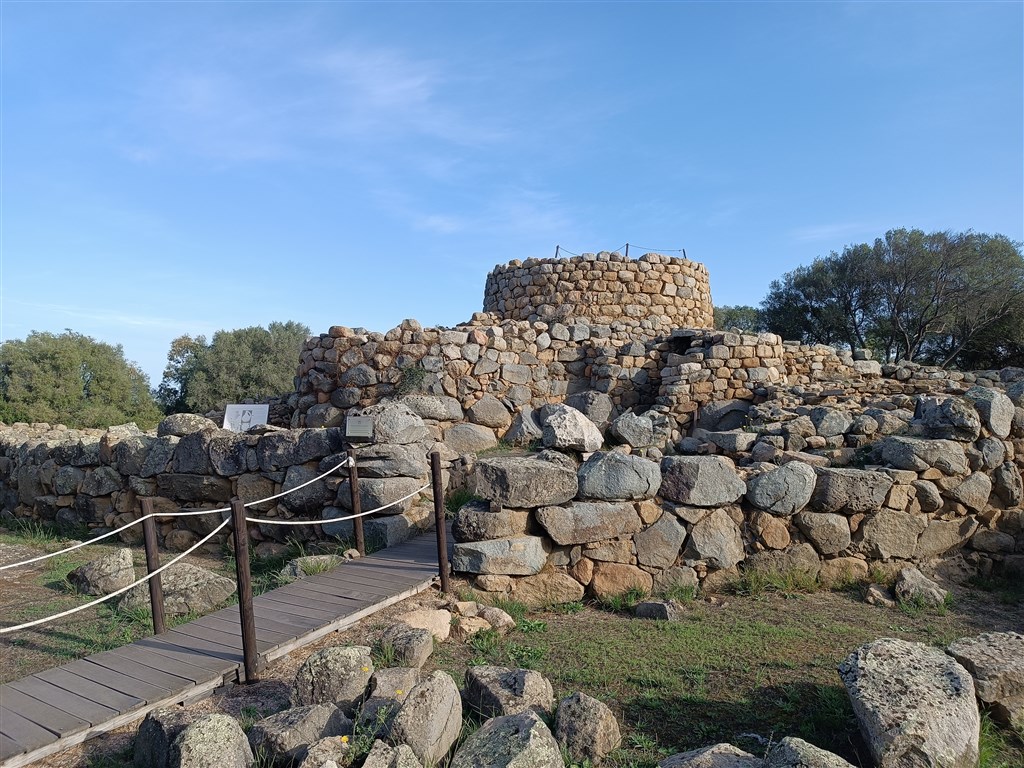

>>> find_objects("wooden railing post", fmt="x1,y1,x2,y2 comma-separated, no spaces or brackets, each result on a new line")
347,450,365,556
230,499,259,683
430,451,450,594
140,499,166,635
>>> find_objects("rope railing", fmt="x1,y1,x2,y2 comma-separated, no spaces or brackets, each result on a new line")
0,456,354,571
0,516,232,635
245,483,430,526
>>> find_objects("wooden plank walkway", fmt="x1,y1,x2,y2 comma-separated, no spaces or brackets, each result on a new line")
0,532,442,768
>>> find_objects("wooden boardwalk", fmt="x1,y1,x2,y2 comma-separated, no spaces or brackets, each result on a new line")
0,533,442,768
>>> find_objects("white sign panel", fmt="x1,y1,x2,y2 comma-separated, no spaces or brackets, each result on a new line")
223,404,269,432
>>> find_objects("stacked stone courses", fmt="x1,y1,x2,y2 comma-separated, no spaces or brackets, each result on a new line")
482,251,713,327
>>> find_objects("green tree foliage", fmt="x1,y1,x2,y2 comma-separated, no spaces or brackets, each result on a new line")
713,304,763,332
760,228,1024,366
157,321,310,413
0,330,162,428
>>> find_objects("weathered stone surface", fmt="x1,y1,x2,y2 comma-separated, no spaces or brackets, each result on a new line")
443,423,498,454
80,466,124,496
467,395,512,429
280,555,343,581
764,736,856,768
635,600,684,621
577,451,661,501
355,444,428,479
564,391,616,430
293,645,374,710
895,567,948,608
171,429,217,475
751,511,791,550
993,461,1023,507
918,396,982,441
795,512,851,555
542,405,604,452
811,407,854,438
351,403,430,445
684,508,745,570
451,536,548,575
554,691,621,765
357,667,421,741
838,638,979,768
171,713,253,768
68,548,134,595
912,479,943,512
746,462,816,516
298,736,354,768
135,707,194,768
452,501,531,542
396,609,452,643
915,518,978,559
877,437,968,476
818,557,869,587
658,743,761,768
248,704,351,765
280,464,335,515
450,710,562,768
256,429,344,472
811,468,894,514
744,543,820,581
857,509,927,560
971,528,1016,553
463,666,554,718
946,473,992,513
156,473,232,503
697,399,752,432
610,411,656,448
947,631,1024,729
158,413,217,438
470,457,578,508
140,436,178,477
363,740,423,768
653,565,699,594
402,395,464,422
336,477,425,516
503,408,543,446
379,625,434,668
590,561,653,599
208,433,251,476
660,456,746,507
634,513,687,569
536,501,642,545
120,563,234,615
964,386,1015,439
702,430,758,455
388,671,462,766
510,572,585,606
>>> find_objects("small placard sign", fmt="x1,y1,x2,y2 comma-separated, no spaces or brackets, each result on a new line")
223,404,269,433
345,415,374,442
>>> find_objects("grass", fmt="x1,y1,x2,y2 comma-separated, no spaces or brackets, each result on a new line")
597,587,649,613
979,713,1024,768
659,584,699,603
731,567,820,599
969,573,1024,607
897,591,954,618
445,487,480,517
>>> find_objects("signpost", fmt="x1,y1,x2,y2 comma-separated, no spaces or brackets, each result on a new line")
344,416,374,556
223,404,269,432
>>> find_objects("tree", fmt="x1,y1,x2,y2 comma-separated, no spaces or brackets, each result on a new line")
760,228,1024,365
157,321,310,414
713,305,763,332
0,330,162,428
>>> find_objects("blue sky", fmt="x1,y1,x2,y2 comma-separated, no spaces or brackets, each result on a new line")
2,1,1021,386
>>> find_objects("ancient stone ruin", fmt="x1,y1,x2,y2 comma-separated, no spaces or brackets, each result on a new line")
1,250,1022,601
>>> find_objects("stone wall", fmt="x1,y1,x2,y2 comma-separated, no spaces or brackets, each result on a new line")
482,251,713,327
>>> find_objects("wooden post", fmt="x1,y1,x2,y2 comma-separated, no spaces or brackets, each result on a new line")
624,243,629,259
230,499,259,683
140,499,166,635
555,245,560,259
430,451,450,594
347,449,365,556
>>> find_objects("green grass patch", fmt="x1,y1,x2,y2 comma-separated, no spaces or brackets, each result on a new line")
731,567,819,598
444,487,480,517
979,713,1024,768
597,587,649,613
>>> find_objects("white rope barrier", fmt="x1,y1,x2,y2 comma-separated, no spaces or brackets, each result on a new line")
0,517,232,635
0,456,353,571
245,483,431,526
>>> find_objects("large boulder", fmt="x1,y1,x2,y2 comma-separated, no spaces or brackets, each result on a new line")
993,461,1024,507
247,704,351,765
378,625,434,668
355,444,428,479
357,667,421,741
451,537,548,575
945,473,993,514
746,462,816,516
120,563,235,615
577,451,661,501
876,437,968,476
388,671,463,765
660,456,745,507
503,408,544,447
947,631,1024,728
158,413,217,438
563,391,616,430
894,567,948,608
634,513,687,570
449,710,562,768
964,386,1015,439
443,424,499,454
554,692,621,765
280,464,336,515
536,501,642,545
467,395,512,430
857,509,926,560
590,562,653,599
171,713,253,768
683,509,745,570
609,411,656,448
402,395,464,422
811,468,893,514
463,666,554,718
350,403,430,445
659,743,761,768
510,572,586,607
336,477,425,516
292,645,374,710
838,638,979,768
452,501,531,543
795,512,851,555
542,405,604,453
915,518,978,559
135,708,194,768
917,396,982,441
68,548,135,596
470,457,578,508
362,740,423,768
764,736,856,768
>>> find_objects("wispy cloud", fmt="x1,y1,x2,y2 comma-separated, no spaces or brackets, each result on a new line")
4,299,217,335
790,222,869,243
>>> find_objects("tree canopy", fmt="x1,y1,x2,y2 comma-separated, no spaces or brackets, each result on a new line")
759,228,1024,367
157,321,310,414
0,330,162,429
713,305,763,333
